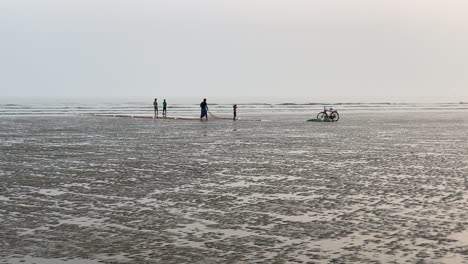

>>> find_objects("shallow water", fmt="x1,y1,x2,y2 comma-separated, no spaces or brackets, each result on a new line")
1,97,467,117
1,111,468,263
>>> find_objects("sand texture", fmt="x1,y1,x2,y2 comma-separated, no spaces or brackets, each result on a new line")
1,111,468,263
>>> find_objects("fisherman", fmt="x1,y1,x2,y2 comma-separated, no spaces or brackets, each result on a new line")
200,98,208,121
153,98,158,117
233,104,237,120
163,99,167,117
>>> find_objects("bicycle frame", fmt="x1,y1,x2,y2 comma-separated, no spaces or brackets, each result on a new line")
317,106,339,122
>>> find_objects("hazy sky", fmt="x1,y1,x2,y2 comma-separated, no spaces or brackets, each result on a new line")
1,0,467,98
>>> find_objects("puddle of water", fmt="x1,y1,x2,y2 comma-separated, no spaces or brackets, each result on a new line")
436,255,468,264
63,183,91,189
2,256,102,264
38,189,67,196
448,230,468,246
58,216,105,227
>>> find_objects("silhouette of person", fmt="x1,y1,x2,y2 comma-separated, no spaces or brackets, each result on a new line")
200,98,208,121
153,98,158,117
163,99,167,117
233,104,237,120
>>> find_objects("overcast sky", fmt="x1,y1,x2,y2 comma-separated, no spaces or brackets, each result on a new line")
1,0,467,98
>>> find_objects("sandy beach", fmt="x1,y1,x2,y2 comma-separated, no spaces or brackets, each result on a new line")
1,110,468,263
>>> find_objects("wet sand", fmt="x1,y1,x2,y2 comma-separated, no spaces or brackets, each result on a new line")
1,111,468,263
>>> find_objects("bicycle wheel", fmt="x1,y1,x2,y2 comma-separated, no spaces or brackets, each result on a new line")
331,111,339,122
317,112,325,121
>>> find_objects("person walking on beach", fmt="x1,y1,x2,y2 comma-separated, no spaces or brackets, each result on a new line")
162,99,167,118
153,98,158,117
233,104,237,120
200,98,208,121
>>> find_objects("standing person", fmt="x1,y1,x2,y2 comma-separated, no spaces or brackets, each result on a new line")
162,99,167,118
200,98,208,121
153,98,158,117
233,104,237,120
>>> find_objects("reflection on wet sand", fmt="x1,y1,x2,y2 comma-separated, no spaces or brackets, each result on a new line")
0,111,468,263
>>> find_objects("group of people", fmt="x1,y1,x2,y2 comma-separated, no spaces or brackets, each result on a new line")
153,98,167,118
200,98,238,121
153,98,237,121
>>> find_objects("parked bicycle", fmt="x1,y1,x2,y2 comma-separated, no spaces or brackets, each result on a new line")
317,106,339,122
